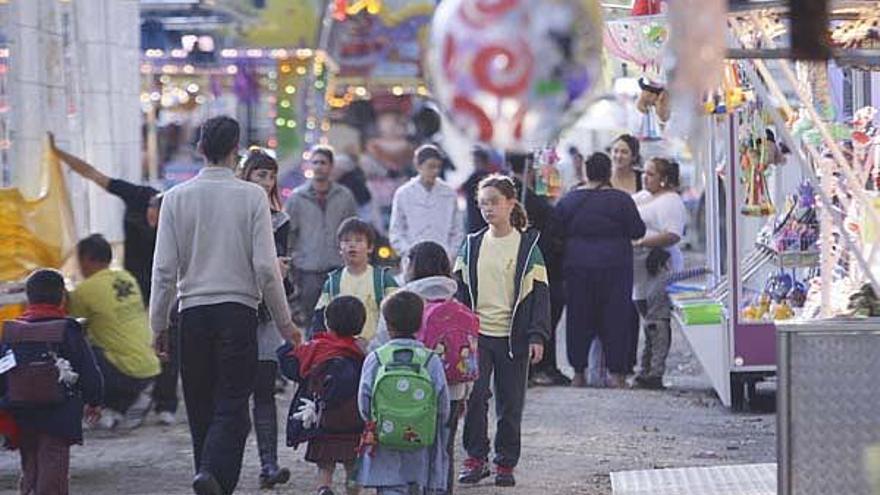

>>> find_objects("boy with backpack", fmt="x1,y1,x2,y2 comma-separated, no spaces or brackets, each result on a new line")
371,241,479,494
357,291,450,494
0,269,104,494
278,296,367,495
312,217,398,341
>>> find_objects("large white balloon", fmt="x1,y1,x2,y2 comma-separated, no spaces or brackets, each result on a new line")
426,0,604,152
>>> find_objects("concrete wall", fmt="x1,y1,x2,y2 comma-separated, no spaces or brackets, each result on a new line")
2,0,141,242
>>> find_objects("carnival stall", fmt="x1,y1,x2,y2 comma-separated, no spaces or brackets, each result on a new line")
604,1,880,419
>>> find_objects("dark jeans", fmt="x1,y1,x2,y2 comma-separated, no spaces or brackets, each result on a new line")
463,335,529,468
153,316,180,414
565,266,634,374
252,360,279,473
533,270,565,375
180,302,258,495
290,270,330,334
92,347,151,413
19,427,70,495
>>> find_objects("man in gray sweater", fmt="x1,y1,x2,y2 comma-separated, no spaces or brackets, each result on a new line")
149,116,300,495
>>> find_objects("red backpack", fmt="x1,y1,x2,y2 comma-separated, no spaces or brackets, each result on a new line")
417,299,480,385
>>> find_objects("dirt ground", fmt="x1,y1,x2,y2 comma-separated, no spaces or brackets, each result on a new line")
0,322,776,495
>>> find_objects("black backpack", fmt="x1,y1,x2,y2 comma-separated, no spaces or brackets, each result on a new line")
1,319,69,407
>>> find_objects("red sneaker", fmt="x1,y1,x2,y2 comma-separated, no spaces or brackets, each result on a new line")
458,457,490,484
495,465,516,487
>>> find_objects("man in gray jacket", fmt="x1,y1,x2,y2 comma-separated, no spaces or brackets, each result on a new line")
284,145,357,331
150,116,300,495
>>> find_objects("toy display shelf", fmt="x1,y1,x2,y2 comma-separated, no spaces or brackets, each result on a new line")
755,243,820,269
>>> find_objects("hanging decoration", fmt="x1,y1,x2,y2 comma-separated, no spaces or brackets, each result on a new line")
532,147,563,199
427,0,604,152
603,17,668,74
704,62,751,115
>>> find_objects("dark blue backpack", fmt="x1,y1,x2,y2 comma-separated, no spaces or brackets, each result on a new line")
286,356,364,449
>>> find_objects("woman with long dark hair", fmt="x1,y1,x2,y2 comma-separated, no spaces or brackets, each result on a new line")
238,147,292,488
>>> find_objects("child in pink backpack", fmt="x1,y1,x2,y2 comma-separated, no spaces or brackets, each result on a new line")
371,241,479,494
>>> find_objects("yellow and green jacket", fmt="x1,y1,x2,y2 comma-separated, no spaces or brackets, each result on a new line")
453,228,551,358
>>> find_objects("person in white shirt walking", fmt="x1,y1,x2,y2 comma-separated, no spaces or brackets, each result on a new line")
389,144,464,263
149,116,301,495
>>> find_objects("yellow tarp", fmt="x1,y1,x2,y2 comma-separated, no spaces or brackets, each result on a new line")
0,142,76,282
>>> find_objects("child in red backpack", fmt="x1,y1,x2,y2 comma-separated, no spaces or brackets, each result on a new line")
372,241,479,494
278,296,366,495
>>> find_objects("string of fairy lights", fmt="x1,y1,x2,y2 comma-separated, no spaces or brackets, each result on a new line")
0,0,10,186
139,48,431,158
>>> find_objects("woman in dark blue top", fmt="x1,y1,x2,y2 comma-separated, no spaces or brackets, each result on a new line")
553,152,645,388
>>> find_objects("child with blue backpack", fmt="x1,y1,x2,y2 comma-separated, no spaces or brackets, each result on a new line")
278,296,367,495
357,290,450,494
312,217,398,342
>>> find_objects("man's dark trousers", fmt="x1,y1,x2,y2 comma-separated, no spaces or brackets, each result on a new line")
180,302,258,494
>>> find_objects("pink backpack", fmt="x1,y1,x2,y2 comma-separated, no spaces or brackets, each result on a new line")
417,299,480,384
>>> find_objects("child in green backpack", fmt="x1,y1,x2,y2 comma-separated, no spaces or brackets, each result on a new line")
356,290,450,494
312,217,398,342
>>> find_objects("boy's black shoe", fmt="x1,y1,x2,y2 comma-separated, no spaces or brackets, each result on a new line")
192,472,222,495
259,467,291,489
495,465,516,487
458,457,491,484
317,486,335,495
633,375,666,390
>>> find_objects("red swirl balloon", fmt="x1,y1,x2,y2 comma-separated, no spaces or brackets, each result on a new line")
473,41,533,97
453,95,494,141
458,0,520,28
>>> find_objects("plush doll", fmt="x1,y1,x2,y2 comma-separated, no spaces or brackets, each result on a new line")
637,78,671,123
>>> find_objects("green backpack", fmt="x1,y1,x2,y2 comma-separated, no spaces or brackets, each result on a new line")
371,343,438,451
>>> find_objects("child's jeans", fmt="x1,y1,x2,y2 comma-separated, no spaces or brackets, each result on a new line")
19,427,70,495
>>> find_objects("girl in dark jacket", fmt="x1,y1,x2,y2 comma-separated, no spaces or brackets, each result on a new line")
239,147,293,489
554,153,646,388
454,175,550,488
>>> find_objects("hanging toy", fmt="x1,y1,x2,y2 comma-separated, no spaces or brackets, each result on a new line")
637,77,670,142
532,147,562,199
740,137,775,216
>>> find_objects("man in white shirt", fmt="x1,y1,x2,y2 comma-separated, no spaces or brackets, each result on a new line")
389,144,464,262
150,116,300,495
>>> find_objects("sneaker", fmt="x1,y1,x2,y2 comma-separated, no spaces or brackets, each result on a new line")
458,457,491,484
529,370,555,387
495,465,516,487
97,409,123,430
317,487,335,495
548,368,572,386
259,467,291,489
156,411,176,426
633,375,666,390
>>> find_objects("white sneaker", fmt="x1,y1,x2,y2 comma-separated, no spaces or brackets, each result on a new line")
156,411,176,426
97,409,123,430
